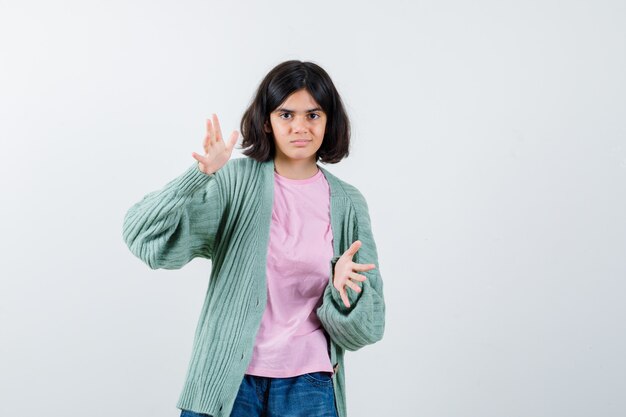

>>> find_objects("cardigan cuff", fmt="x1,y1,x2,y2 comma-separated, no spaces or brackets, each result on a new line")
174,162,217,195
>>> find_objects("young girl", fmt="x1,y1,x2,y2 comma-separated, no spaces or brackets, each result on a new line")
123,60,386,417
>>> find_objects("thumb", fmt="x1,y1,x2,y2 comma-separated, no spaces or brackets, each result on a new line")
191,152,205,163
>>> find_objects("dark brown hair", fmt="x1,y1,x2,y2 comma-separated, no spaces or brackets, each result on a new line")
240,60,350,163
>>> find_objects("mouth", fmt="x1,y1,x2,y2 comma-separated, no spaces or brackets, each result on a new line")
291,139,312,145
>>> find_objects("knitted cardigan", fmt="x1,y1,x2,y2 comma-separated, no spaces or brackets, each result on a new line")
122,156,386,417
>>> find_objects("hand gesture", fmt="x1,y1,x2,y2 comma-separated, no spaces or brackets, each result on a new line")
333,240,376,308
192,113,239,175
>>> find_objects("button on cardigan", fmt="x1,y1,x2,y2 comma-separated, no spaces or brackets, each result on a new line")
122,156,386,417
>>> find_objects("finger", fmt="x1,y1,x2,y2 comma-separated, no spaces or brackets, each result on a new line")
340,288,350,308
352,263,376,272
349,272,367,282
205,119,213,151
344,240,361,257
346,279,362,293
227,130,239,151
212,113,223,142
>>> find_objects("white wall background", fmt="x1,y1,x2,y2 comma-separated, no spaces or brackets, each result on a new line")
1,1,625,416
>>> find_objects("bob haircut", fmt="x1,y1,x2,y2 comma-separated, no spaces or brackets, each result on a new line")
240,60,350,164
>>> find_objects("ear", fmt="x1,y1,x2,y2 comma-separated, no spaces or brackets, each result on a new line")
263,121,272,133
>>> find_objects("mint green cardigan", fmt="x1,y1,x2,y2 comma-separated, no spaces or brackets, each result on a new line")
122,156,385,417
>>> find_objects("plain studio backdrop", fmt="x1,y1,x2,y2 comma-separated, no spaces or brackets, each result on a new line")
1,1,625,416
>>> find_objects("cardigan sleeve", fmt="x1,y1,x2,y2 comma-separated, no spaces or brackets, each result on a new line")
316,191,386,352
122,162,225,270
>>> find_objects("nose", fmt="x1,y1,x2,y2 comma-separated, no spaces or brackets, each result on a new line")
293,115,309,133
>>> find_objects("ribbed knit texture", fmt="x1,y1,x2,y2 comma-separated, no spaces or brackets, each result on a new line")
122,157,386,417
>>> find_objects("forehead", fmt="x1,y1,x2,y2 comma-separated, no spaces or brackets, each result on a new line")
274,89,323,112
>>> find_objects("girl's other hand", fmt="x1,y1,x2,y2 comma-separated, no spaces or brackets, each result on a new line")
333,240,375,308
192,113,239,175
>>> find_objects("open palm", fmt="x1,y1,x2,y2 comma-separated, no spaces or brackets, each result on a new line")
192,113,239,175
333,240,376,308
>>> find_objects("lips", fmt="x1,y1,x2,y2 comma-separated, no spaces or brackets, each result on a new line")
291,139,311,145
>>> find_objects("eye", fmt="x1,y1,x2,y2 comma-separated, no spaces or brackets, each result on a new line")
279,113,292,120
309,113,321,120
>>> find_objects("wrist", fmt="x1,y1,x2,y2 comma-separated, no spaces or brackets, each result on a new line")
197,162,216,176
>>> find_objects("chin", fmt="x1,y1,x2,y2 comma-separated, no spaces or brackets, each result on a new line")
289,154,317,161
282,148,316,158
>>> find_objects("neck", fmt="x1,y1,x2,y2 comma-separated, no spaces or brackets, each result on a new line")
273,156,319,180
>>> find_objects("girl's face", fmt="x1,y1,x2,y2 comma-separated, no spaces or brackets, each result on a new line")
265,89,327,165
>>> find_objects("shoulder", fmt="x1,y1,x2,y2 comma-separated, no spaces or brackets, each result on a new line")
214,156,263,183
344,182,368,210
321,166,370,213
220,156,258,173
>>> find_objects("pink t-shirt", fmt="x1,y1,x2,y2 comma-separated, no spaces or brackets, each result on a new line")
245,167,335,378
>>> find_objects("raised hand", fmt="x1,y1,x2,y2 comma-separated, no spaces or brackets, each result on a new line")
333,240,376,308
192,113,239,175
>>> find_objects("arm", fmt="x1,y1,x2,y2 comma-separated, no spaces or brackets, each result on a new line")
316,193,386,351
122,163,225,270
124,114,237,270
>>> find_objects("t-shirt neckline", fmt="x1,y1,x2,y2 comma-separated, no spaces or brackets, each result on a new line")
274,167,323,185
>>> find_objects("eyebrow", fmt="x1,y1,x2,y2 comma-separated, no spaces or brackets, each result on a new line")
274,107,324,113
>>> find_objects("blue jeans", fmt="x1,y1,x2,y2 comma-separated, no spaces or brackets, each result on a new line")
180,371,338,417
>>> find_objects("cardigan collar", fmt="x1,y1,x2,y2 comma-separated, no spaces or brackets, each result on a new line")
256,157,346,389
